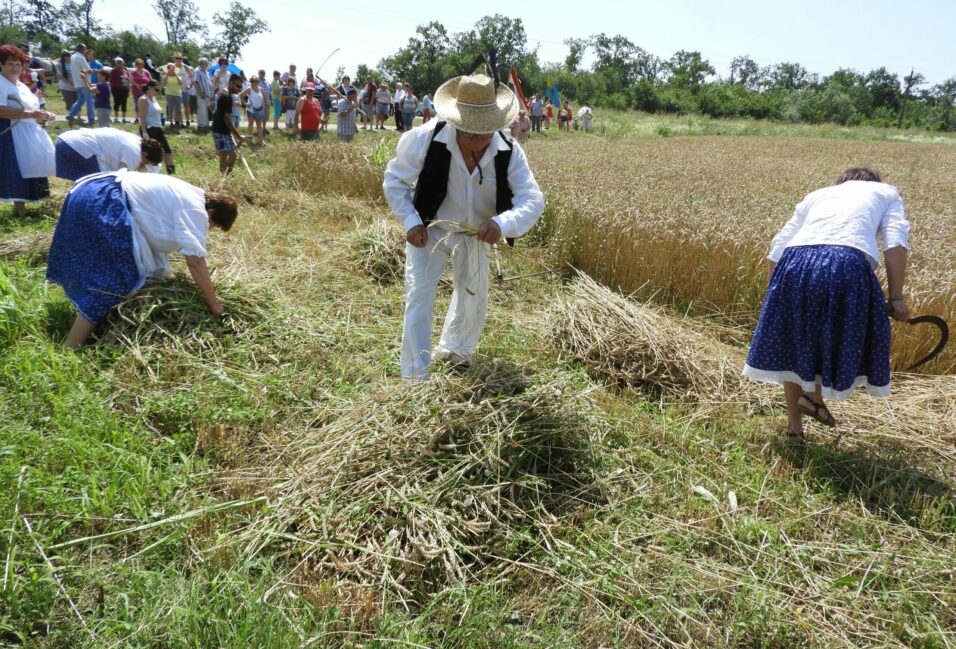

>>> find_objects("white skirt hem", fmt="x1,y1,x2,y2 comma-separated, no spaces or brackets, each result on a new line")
742,365,891,401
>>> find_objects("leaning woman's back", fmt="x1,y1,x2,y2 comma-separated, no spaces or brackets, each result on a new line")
121,172,208,264
769,179,907,270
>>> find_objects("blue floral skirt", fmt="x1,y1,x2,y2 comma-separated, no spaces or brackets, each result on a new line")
55,139,100,181
46,174,144,324
0,118,50,203
743,245,891,400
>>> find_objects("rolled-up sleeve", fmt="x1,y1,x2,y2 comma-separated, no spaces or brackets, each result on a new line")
767,198,808,262
880,191,909,252
383,129,429,232
491,143,544,239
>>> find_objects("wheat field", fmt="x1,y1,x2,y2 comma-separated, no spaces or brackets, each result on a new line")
535,136,956,373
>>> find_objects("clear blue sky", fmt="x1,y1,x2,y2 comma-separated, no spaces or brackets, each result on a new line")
97,0,955,88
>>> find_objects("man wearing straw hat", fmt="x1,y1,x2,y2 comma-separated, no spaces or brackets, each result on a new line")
383,73,545,380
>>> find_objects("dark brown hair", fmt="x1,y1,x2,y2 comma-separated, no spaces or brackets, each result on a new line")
837,167,881,184
205,193,238,231
0,44,28,65
141,138,164,164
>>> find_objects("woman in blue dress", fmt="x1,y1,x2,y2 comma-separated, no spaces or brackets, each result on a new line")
46,170,238,348
743,168,911,438
0,44,55,217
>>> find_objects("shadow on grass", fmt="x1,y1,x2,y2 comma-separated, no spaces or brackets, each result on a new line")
774,437,955,533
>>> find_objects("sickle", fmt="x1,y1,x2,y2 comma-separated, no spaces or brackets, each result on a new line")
889,303,950,370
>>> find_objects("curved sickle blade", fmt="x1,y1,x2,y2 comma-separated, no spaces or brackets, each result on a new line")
905,315,949,370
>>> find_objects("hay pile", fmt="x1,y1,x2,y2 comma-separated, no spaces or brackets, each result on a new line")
97,274,271,354
550,272,956,459
231,363,604,602
351,217,406,283
0,231,52,265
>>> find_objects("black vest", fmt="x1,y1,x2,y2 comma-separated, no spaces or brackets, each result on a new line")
412,121,516,246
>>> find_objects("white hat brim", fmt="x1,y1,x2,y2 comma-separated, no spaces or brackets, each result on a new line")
433,76,519,135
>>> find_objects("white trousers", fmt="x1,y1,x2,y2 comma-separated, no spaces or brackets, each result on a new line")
196,98,209,128
401,234,490,379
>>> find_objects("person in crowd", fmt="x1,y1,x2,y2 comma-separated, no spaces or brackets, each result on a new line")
375,82,391,130
282,77,299,129
0,45,56,217
230,73,244,128
93,69,112,127
239,75,267,144
383,73,544,380
256,70,271,135
318,82,332,131
109,57,131,123
299,68,317,93
336,87,359,142
421,91,433,123
55,128,163,180
558,103,572,131
743,168,911,439
172,54,194,127
529,94,542,132
56,49,76,112
360,75,376,130
46,170,238,348
401,83,418,131
66,43,95,125
280,63,296,84
212,56,231,96
162,63,184,127
510,108,531,144
580,106,592,132
393,82,405,131
293,81,323,141
270,70,282,130
86,49,102,84
336,74,358,97
544,100,552,130
129,58,152,122
137,80,174,174
211,74,245,174
193,58,213,130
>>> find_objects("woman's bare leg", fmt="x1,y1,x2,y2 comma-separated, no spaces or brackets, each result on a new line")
783,381,804,436
64,314,96,349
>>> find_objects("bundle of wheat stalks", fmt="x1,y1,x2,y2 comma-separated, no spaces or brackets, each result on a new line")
549,272,956,459
0,231,52,264
351,217,406,283
231,363,604,602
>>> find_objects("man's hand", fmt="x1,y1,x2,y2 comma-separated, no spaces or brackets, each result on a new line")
890,298,911,323
476,219,502,244
209,300,225,317
406,224,428,248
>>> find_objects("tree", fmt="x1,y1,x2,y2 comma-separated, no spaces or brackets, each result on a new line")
22,0,61,41
379,21,456,94
666,50,715,91
60,0,101,42
153,0,205,45
208,1,267,61
729,55,761,90
1,0,20,28
767,62,813,91
564,37,587,71
590,33,660,94
455,14,529,69
897,68,925,127
864,66,900,111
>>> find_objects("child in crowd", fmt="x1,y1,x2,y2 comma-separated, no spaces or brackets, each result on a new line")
94,71,112,127
336,88,359,142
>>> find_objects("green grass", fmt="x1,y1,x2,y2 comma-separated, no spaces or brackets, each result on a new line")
0,108,953,648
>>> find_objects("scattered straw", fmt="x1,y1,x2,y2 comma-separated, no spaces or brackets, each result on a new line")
0,231,52,264
549,271,956,459
351,217,406,283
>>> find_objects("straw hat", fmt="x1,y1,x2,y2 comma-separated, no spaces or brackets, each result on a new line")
433,74,518,135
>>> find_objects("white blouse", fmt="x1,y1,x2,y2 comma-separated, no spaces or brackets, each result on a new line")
768,180,910,270
59,128,142,172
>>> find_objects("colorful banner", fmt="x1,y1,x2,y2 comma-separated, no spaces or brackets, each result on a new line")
510,66,529,111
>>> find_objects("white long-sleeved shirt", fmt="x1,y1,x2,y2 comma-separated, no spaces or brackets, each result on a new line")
382,119,544,240
768,180,910,269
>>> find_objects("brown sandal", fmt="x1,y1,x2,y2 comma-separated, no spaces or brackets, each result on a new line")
797,395,836,427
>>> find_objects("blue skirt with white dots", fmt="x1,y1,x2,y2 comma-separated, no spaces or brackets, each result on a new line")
46,174,143,324
743,245,891,400
55,139,100,181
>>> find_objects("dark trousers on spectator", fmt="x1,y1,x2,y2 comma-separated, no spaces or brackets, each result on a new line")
531,115,541,132
394,104,404,130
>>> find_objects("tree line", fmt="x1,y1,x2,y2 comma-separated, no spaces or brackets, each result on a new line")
4,5,954,132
